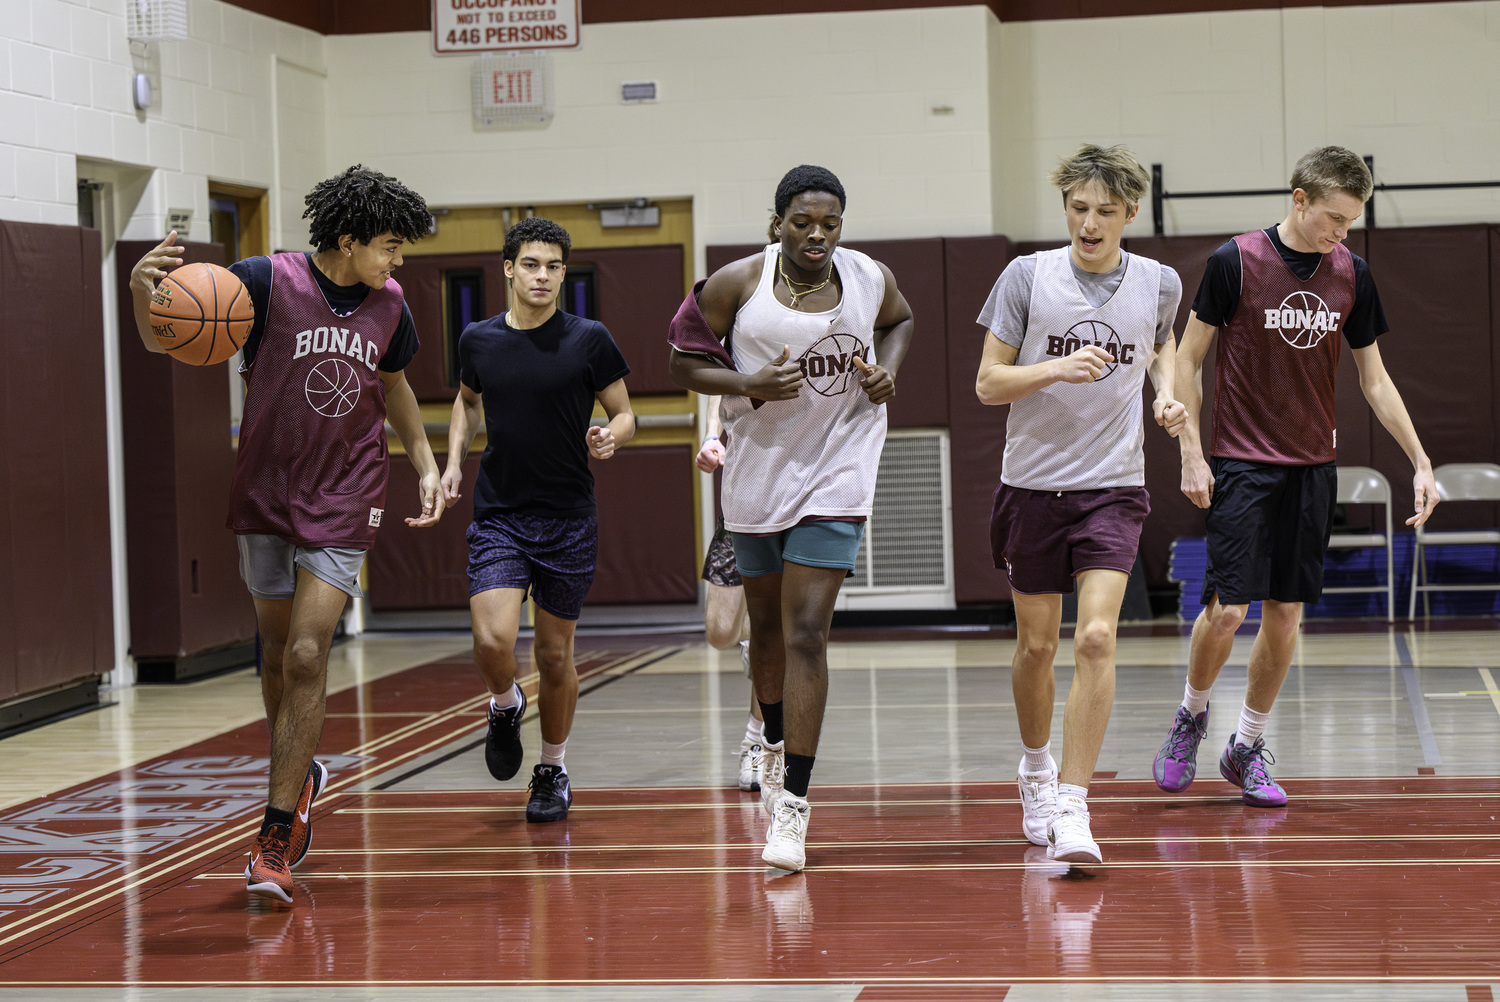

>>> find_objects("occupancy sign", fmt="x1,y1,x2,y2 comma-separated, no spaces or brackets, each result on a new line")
433,0,581,55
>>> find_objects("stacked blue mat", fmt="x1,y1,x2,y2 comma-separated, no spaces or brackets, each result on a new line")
1169,534,1500,621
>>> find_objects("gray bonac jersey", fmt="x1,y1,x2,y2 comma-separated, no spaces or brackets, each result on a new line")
1003,247,1163,491
721,245,888,533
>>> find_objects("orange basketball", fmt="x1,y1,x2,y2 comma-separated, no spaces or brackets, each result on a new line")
149,262,254,366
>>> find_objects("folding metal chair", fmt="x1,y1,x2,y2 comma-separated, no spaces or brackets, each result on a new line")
1408,462,1500,619
1324,466,1394,622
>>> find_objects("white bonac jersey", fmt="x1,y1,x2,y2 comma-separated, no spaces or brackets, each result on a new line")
1003,247,1163,490
721,245,888,533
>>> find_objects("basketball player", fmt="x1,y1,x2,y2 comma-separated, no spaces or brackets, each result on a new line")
128,164,444,905
1152,146,1438,807
695,395,763,791
976,145,1186,864
668,165,914,872
442,217,634,824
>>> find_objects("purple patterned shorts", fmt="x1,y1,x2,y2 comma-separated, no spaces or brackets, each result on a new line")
990,485,1150,595
701,519,742,588
466,511,598,620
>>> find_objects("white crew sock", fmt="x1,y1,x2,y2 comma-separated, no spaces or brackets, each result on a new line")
540,739,567,770
744,716,764,745
1022,741,1052,774
1235,705,1270,746
490,682,522,712
1058,783,1088,812
1182,681,1211,717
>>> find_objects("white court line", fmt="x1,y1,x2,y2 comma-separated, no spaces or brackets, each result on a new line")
1478,667,1500,721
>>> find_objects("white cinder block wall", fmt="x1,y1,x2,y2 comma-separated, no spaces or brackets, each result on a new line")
2,1,1498,250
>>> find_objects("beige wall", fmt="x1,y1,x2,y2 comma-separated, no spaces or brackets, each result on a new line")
993,2,1500,242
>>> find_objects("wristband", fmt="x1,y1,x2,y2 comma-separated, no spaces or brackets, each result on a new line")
703,435,719,443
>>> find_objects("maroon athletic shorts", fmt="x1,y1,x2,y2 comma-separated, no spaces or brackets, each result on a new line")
989,484,1150,595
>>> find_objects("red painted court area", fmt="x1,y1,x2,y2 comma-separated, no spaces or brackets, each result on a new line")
1,649,1497,991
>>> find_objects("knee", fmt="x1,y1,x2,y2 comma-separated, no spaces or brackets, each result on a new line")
473,630,512,668
1015,635,1059,667
783,625,827,666
282,635,328,683
1073,620,1116,663
1206,602,1248,636
531,641,571,677
705,619,739,650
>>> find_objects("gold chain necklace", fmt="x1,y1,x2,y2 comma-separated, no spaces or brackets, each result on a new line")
778,252,834,308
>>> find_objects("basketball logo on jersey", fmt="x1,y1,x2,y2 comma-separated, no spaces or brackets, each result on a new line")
1045,319,1136,380
797,332,869,397
1263,291,1342,349
305,358,360,418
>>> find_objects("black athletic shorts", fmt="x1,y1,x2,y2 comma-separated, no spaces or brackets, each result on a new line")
1201,458,1337,606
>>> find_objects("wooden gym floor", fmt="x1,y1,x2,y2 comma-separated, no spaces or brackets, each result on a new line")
0,622,1497,1000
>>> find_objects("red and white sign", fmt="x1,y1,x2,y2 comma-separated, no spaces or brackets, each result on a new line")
432,0,581,55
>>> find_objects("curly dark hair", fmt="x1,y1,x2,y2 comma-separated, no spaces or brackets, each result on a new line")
503,217,571,263
302,165,432,252
773,165,846,218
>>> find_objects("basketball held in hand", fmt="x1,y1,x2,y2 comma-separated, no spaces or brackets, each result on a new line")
149,262,253,365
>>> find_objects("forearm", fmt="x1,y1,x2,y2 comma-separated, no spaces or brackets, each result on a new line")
1175,356,1206,460
607,410,636,447
1147,339,1176,402
446,397,482,468
669,351,753,396
387,383,439,477
1363,377,1431,471
873,317,913,377
976,358,1059,406
130,284,167,354
703,395,723,440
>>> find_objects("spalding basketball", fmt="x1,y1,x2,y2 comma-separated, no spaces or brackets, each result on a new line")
149,262,254,365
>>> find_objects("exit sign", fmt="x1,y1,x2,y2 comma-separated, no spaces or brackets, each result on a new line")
433,0,581,55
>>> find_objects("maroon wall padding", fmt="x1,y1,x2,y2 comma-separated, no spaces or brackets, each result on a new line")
943,235,1015,604
705,243,763,277
0,221,114,699
369,446,697,610
1366,225,1497,530
565,244,685,396
367,454,481,611
116,240,255,658
590,445,698,604
395,252,508,403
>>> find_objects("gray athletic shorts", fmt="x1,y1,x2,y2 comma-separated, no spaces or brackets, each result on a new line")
236,534,367,601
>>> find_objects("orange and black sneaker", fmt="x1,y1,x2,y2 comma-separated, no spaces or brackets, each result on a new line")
288,761,328,869
245,824,294,904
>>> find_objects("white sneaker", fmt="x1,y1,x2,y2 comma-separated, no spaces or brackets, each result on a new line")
762,793,810,872
1047,805,1102,864
737,739,763,792
759,740,785,816
1018,755,1059,847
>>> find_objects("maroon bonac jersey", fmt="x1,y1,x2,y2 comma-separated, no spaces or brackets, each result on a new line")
1210,230,1355,466
227,253,404,548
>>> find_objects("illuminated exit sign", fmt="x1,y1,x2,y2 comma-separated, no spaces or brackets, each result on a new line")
433,0,581,55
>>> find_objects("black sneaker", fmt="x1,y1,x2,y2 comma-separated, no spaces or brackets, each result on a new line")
526,763,572,822
484,686,528,781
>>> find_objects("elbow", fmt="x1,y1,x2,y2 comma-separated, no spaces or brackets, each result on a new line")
974,379,1002,407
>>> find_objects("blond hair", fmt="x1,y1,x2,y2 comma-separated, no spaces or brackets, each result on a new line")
1049,144,1151,212
1290,146,1372,204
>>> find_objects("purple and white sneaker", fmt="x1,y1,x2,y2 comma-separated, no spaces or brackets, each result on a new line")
1152,704,1209,793
1218,734,1288,807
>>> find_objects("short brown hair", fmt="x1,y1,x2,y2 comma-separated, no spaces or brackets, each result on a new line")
1049,144,1151,212
1290,146,1372,204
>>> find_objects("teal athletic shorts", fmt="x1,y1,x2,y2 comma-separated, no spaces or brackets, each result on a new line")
730,520,865,578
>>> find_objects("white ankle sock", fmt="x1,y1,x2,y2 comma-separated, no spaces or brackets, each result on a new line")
541,739,567,769
744,717,764,744
490,683,522,712
1022,742,1052,773
1058,783,1088,811
1182,681,1211,716
1235,705,1270,746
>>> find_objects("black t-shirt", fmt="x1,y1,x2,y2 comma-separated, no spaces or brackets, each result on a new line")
1190,226,1388,349
228,254,419,371
460,310,631,518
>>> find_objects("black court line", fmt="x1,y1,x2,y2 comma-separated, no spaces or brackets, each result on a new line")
370,647,684,791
